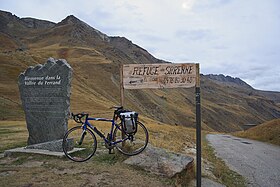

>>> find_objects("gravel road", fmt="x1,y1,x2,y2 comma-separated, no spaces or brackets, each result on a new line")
206,134,280,187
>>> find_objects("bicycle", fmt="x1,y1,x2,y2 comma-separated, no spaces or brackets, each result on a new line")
62,106,149,162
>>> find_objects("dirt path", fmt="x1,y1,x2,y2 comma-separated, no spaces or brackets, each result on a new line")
0,153,174,187
207,134,280,187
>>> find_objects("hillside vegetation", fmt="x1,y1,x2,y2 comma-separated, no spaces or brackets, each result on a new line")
234,119,280,146
0,10,280,132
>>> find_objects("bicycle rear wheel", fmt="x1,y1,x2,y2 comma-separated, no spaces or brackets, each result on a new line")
113,121,148,156
62,126,97,162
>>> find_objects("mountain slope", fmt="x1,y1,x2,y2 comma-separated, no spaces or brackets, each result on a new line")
234,119,280,145
0,10,279,132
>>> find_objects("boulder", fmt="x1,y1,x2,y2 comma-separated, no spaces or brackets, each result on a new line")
124,145,194,178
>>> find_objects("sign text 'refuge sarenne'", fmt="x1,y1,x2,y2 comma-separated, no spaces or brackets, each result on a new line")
122,63,196,89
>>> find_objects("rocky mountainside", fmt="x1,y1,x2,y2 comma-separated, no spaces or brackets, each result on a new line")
204,74,280,103
0,10,279,132
204,74,252,89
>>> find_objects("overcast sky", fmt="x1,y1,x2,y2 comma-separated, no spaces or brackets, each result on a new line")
1,0,280,91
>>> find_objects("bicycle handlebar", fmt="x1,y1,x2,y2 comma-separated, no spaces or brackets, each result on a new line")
71,112,88,123
71,106,128,122
110,106,123,110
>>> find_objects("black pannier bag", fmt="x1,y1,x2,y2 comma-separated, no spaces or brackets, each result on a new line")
120,111,138,135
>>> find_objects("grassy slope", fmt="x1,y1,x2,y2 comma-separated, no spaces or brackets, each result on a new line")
1,17,280,132
2,46,277,132
0,45,204,128
234,118,280,146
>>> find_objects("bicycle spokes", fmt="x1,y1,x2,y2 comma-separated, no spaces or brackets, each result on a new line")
63,126,97,162
78,131,87,145
113,122,148,156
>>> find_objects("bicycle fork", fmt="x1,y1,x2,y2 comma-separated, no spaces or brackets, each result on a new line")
78,130,87,145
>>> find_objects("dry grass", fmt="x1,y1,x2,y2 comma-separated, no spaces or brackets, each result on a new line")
0,154,174,187
0,119,195,187
0,121,28,152
234,118,280,146
141,116,196,153
0,119,248,187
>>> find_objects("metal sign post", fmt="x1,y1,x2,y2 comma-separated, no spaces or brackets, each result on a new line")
120,64,125,106
195,64,201,187
120,63,201,187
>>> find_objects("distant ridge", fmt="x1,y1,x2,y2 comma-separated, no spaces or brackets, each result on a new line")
0,10,55,30
57,15,110,42
204,74,252,89
20,18,55,29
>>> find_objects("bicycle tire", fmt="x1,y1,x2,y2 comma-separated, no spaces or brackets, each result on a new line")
62,126,97,162
113,121,148,156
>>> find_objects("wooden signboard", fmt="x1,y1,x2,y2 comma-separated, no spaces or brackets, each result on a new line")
122,63,196,89
120,63,202,187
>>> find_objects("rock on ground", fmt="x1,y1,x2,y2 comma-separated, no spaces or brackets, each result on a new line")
123,145,194,178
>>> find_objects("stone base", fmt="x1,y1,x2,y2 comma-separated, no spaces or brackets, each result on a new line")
3,139,80,158
3,147,82,158
4,147,65,158
26,139,64,152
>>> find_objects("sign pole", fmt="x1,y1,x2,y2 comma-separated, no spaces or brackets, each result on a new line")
120,64,124,107
120,64,126,147
195,63,201,187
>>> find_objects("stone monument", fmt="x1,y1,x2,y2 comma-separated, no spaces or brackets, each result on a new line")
18,58,72,148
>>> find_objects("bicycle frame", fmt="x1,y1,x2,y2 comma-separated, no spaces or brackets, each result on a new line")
64,108,148,161
83,116,129,146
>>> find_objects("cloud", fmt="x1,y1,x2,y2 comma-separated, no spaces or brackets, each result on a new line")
193,0,233,11
181,0,196,11
243,70,280,92
136,34,168,43
175,29,216,41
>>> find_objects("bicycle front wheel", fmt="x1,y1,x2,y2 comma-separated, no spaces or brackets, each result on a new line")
62,126,97,162
113,121,149,156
